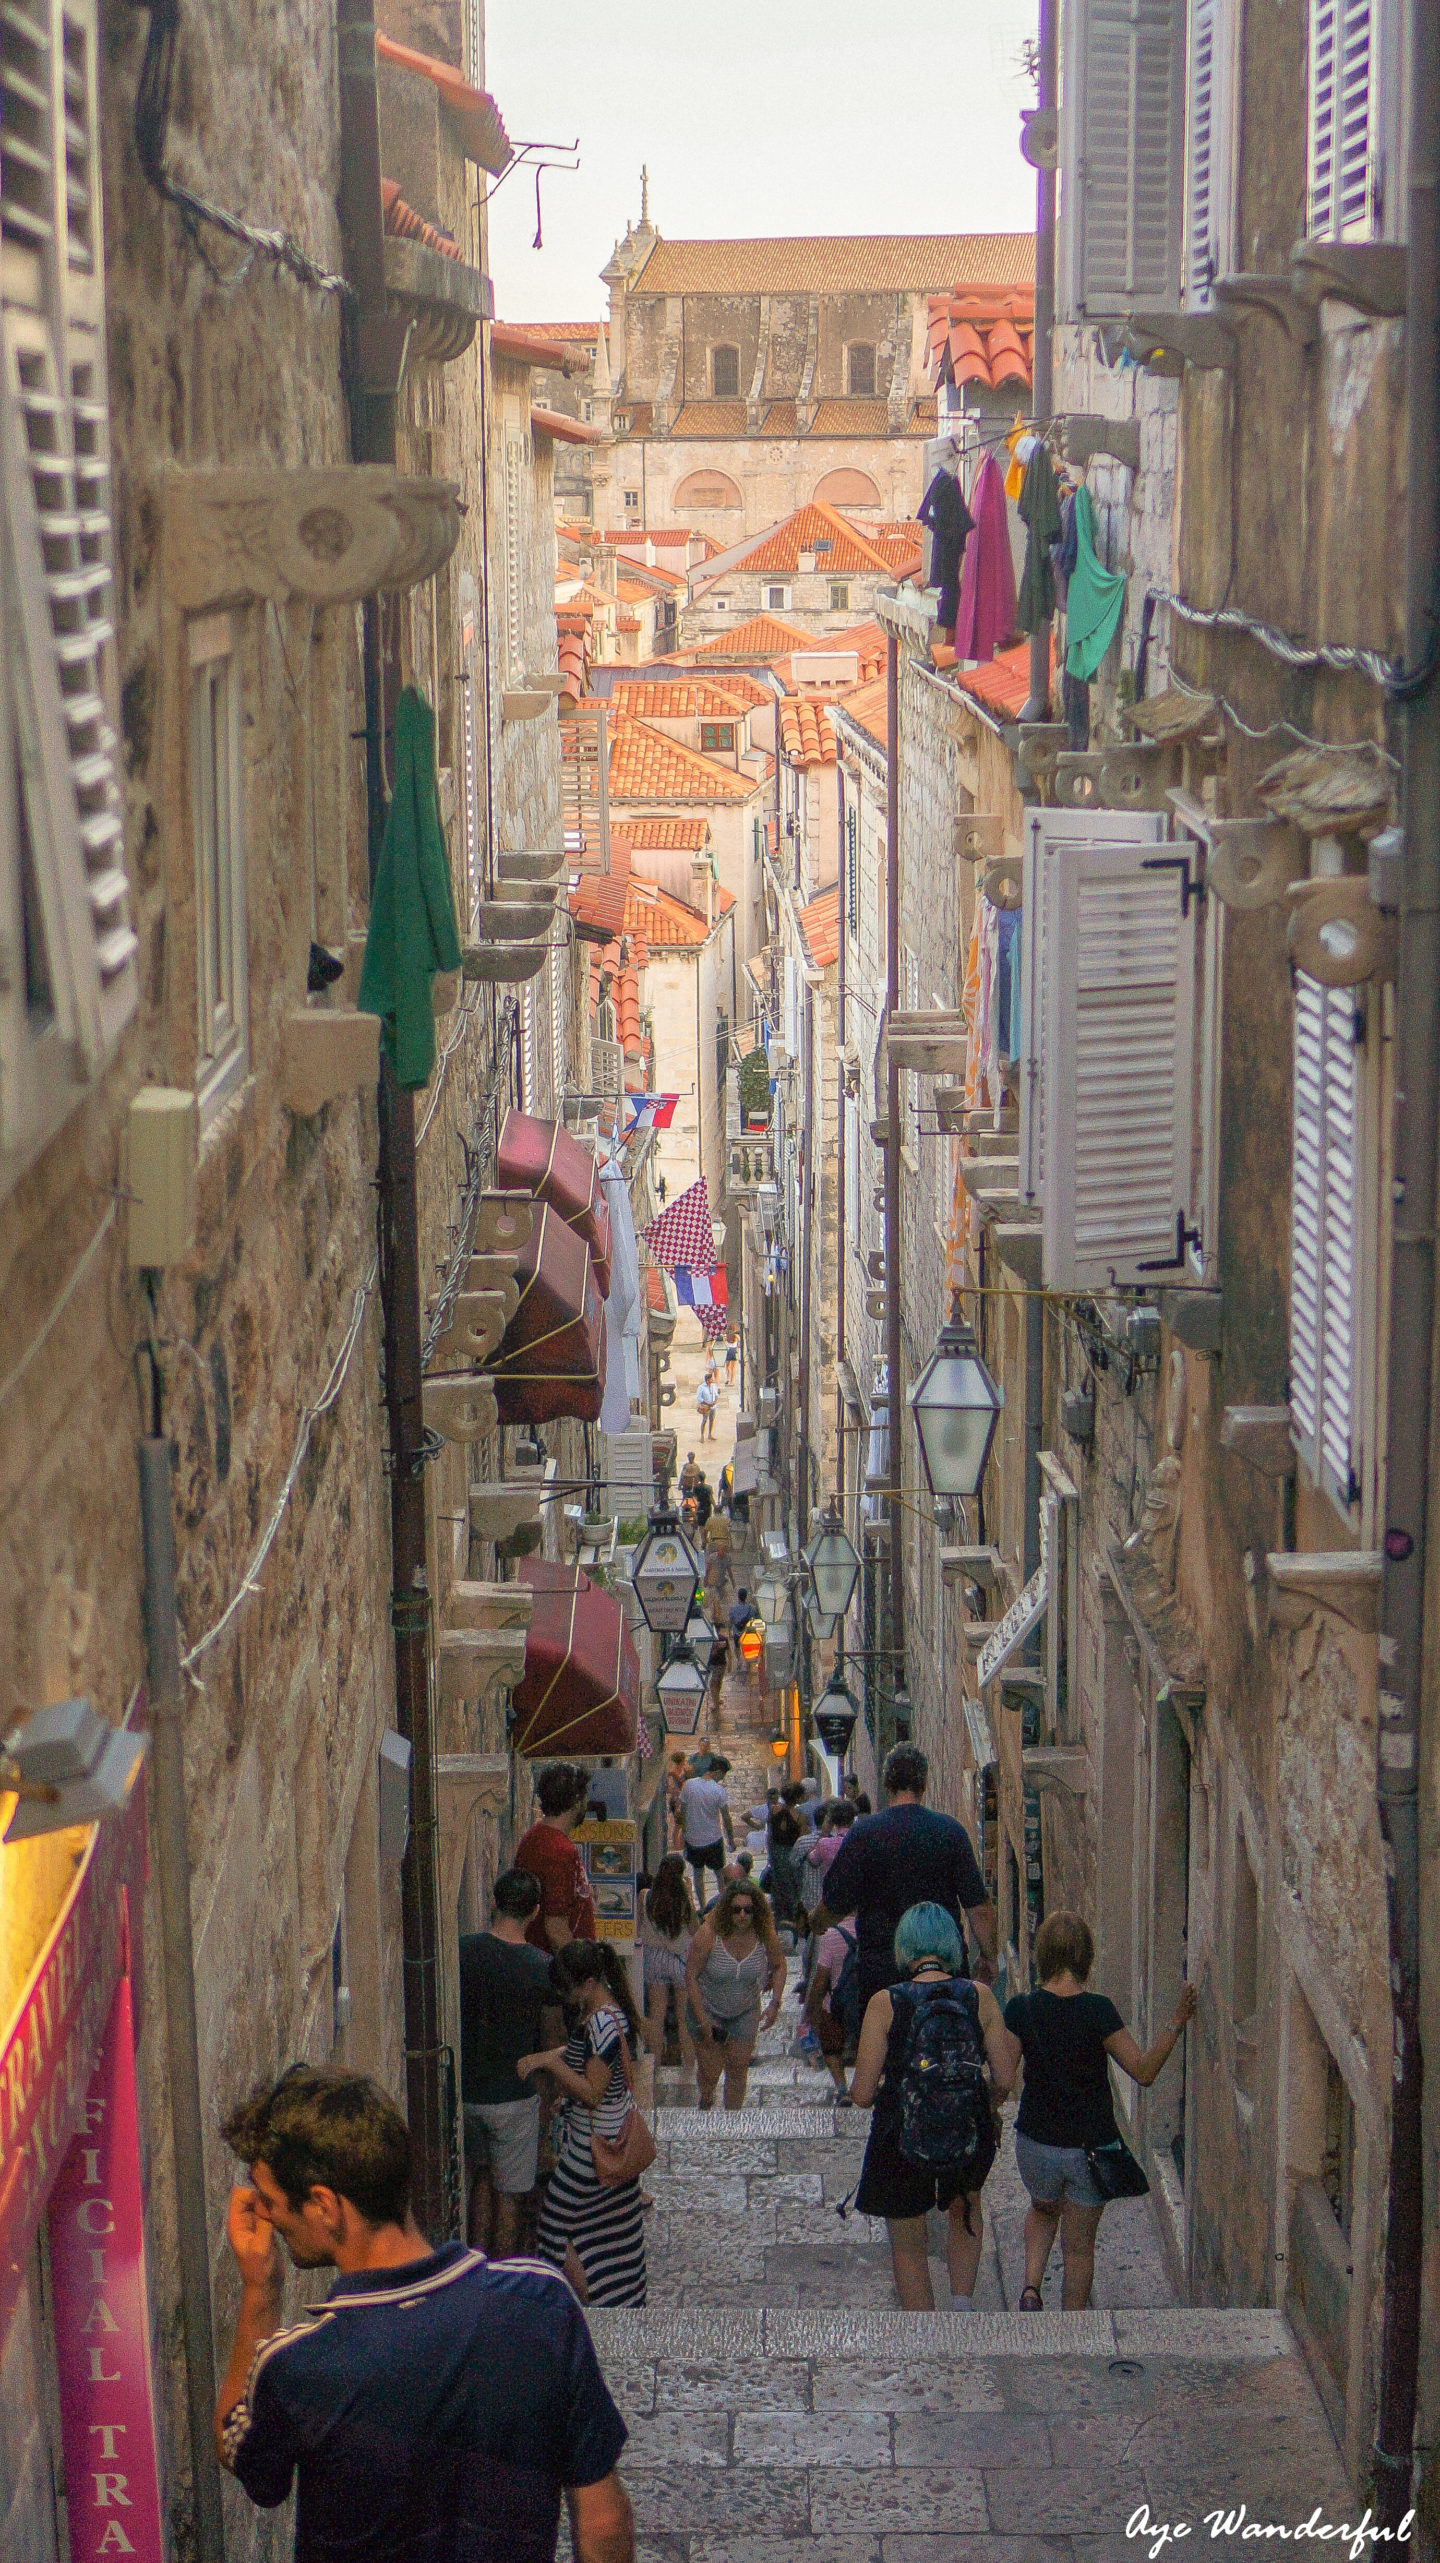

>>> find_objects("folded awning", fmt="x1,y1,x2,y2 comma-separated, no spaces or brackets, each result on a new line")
511,1560,640,1756
488,1201,606,1424
498,1108,613,1295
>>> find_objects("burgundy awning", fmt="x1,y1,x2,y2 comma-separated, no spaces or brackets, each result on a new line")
498,1109,613,1296
511,1560,640,1756
489,1202,606,1424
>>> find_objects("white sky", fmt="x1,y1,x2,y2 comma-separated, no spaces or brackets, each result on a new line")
482,0,1040,324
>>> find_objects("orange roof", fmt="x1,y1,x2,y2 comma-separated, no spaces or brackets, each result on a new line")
608,678,754,720
670,401,749,438
374,33,510,171
925,284,1036,392
798,885,840,970
834,675,889,751
597,528,707,550
608,716,757,802
381,182,463,262
616,578,654,603
953,637,1049,723
622,878,732,948
808,398,891,436
625,816,710,850
645,1266,670,1313
626,235,1036,297
701,501,915,583
616,613,642,632
570,871,630,940
779,697,838,768
692,611,819,660
512,320,602,341
757,401,799,437
773,618,887,690
491,323,578,369
531,407,602,444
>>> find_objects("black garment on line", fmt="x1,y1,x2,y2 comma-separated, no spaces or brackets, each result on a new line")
918,468,975,632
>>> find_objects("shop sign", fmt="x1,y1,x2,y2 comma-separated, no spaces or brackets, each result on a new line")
0,1768,146,2347
975,1500,1053,1688
48,1949,164,2560
576,1818,637,1944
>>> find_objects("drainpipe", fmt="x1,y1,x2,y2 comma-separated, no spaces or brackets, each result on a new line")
137,1410,226,2562
836,754,848,1508
883,634,906,1735
1373,0,1437,2524
797,981,813,1546
337,0,447,2242
1020,0,1057,725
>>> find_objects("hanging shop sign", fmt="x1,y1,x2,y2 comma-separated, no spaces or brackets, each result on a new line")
0,1766,147,2349
48,1946,165,2561
575,1819,637,1947
976,1521,1049,1687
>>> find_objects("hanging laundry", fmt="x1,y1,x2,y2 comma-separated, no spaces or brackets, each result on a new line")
1054,487,1080,606
918,461,975,637
1064,484,1128,682
1003,416,1028,502
357,686,462,1090
996,906,1020,1063
1016,442,1062,635
954,453,1018,666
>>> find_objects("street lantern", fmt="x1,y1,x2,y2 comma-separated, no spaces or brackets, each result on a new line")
768,1727,791,1761
2,1699,147,1843
892,1680,914,1743
630,1509,702,1634
656,1645,707,1735
737,1619,764,1664
909,1302,1003,1498
802,1507,861,1620
754,1573,791,1628
812,1671,858,1763
684,1610,713,1655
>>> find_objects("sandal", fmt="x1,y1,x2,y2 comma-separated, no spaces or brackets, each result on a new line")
1019,2285,1044,2311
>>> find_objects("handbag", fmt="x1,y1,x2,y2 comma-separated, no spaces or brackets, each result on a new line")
1084,2135,1150,2201
589,2039,657,2189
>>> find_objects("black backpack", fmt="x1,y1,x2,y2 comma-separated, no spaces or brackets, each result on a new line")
890,1978,994,2177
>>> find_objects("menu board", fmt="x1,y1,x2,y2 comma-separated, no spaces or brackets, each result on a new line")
574,1819,638,1944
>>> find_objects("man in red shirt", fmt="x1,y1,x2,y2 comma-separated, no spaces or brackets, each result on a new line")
515,1765,597,1952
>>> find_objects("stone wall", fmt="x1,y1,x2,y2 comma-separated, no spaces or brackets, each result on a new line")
590,431,928,548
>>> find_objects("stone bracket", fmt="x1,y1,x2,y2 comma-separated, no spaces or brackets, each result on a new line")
462,941,547,983
435,1753,512,1921
883,1011,968,1076
1265,1551,1383,1632
436,1625,529,1705
422,1375,498,1442
1158,1287,1224,1354
1220,1406,1297,1475
427,1289,510,1368
279,1009,379,1117
1022,1746,1091,1798
940,1543,1006,1590
474,1193,536,1256
1061,414,1141,474
163,466,461,608
468,1479,548,1542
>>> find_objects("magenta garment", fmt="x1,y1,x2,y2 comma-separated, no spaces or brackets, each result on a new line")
954,453,1018,664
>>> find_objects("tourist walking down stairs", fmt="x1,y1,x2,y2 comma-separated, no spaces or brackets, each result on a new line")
522,1943,651,2307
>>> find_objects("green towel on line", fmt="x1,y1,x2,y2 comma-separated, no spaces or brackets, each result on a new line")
358,686,462,1090
1064,485,1127,682
1016,442,1061,635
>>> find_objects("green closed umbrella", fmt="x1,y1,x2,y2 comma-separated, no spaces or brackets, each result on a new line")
358,686,463,1090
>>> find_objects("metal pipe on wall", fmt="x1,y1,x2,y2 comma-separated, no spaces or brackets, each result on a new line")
883,634,906,1731
1373,0,1437,2521
138,1426,227,2562
836,755,848,1512
1021,0,1057,725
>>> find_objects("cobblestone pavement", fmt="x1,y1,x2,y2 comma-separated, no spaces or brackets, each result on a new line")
592,1521,1354,2557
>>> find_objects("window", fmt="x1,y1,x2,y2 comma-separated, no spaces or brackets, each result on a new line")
1290,973,1370,1512
815,467,881,509
675,469,743,511
700,722,735,754
710,343,740,398
504,440,524,674
190,620,248,1112
845,343,876,397
845,1089,860,1234
902,946,920,1151
1306,0,1396,239
622,487,640,511
1184,0,1236,302
1017,807,1165,1215
1060,0,1187,318
581,400,593,420
1,0,136,1195
829,583,850,612
763,584,791,612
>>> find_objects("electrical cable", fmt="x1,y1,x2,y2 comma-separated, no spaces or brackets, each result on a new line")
1150,584,1395,689
1164,660,1401,765
0,1201,118,1414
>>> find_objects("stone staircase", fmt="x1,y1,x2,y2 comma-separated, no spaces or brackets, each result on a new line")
583,1644,1354,2556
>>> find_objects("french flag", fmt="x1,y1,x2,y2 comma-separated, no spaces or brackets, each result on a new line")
674,1268,728,1312
624,1093,679,1133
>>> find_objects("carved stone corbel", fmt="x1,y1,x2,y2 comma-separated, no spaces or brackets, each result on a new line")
162,466,461,608
427,1290,511,1367
473,1194,535,1256
434,1754,512,1921
468,1480,548,1542
436,1625,530,1706
280,1010,380,1117
422,1376,499,1442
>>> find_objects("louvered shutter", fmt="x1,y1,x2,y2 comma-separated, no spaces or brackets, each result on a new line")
1072,0,1187,316
1041,838,1198,1290
1,0,135,1090
1307,0,1374,239
504,442,524,675
1019,807,1165,1205
1184,0,1234,301
1289,973,1359,1507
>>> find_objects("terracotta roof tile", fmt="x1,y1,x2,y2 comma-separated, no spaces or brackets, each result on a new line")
616,613,642,632
622,879,721,948
700,502,918,583
374,33,510,171
807,398,891,436
797,884,840,969
609,678,754,720
625,817,710,850
758,401,799,436
691,612,817,659
925,284,1036,392
491,322,579,368
645,1266,670,1313
626,234,1036,297
597,528,711,550
381,182,464,261
615,400,653,434
779,697,838,768
511,320,602,340
608,715,757,802
670,401,749,437
833,674,889,751
570,872,630,940
953,637,1051,723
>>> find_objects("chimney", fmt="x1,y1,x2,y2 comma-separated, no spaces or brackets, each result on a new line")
691,856,714,928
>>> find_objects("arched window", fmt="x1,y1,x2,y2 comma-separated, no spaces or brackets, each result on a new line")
710,344,740,398
675,468,743,511
845,342,877,397
813,467,882,510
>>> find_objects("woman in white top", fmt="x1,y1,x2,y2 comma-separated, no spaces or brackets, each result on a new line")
638,1856,699,2082
685,1880,788,2111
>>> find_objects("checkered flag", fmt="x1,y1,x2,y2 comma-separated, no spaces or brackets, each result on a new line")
641,1176,718,1273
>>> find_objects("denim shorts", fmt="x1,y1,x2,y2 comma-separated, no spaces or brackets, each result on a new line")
1014,2130,1106,2209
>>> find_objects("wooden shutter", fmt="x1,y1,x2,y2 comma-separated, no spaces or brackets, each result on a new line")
1019,808,1165,1206
1041,838,1199,1291
504,441,524,674
1307,0,1375,240
1290,973,1360,1507
1,0,135,1089
1072,0,1187,316
1184,0,1233,301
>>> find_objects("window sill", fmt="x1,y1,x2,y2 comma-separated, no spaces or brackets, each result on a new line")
198,1041,250,1134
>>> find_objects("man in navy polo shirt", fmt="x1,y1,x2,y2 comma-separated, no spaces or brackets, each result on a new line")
216,2064,633,2563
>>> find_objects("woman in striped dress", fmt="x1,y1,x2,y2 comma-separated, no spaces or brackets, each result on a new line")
520,1942,647,2306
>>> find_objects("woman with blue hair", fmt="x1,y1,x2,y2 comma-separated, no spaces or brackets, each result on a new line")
849,1901,1019,2309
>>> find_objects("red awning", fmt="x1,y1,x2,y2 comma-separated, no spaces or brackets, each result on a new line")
498,1109,613,1295
489,1202,606,1424
511,1560,640,1756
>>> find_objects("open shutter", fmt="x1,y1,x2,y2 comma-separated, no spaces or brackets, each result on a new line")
1019,807,1165,1206
1307,0,1375,240
1,0,135,1093
1071,0,1187,316
1041,838,1198,1290
1289,973,1359,1508
1184,0,1234,301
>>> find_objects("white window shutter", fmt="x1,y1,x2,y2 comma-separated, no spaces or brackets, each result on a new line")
1184,0,1233,301
1,0,135,1087
1073,0,1187,316
1289,973,1359,1508
1019,808,1165,1206
1307,0,1375,240
1041,838,1199,1290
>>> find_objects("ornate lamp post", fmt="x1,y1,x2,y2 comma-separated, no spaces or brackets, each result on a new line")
631,1508,702,1634
909,1299,1003,1500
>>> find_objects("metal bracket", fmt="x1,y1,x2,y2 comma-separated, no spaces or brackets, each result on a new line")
1141,852,1205,915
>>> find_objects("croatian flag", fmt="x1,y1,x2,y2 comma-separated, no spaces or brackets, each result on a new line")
624,1093,679,1134
674,1268,728,1314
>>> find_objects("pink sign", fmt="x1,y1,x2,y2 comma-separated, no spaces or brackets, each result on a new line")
47,1946,165,2561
